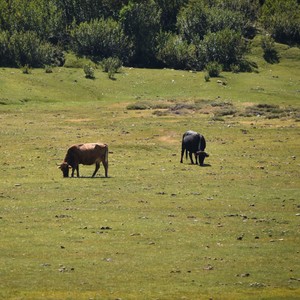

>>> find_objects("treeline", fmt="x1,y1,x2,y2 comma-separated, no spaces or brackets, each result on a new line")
0,0,299,70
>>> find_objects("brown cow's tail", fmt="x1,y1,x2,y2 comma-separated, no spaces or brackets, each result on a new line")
104,144,108,164
103,143,109,177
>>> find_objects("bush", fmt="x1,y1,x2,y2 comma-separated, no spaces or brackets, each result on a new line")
205,61,222,77
100,57,122,79
200,29,248,70
83,64,95,79
127,102,151,110
45,65,53,73
261,35,279,63
21,64,31,74
7,31,62,67
204,73,210,82
156,32,197,70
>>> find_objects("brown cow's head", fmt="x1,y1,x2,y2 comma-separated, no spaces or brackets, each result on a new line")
59,162,70,177
196,151,209,166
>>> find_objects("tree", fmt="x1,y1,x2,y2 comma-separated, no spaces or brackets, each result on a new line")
55,0,129,25
260,0,300,44
155,0,188,32
177,0,209,42
156,31,197,69
71,17,133,63
8,31,60,67
120,0,162,66
0,30,11,66
199,29,248,70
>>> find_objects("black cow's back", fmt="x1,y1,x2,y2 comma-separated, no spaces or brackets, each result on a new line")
182,131,206,152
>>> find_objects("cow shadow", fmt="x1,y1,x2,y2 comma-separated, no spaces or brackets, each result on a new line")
69,176,111,179
189,163,211,167
201,163,211,167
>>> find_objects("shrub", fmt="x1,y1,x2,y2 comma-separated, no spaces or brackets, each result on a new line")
45,65,53,73
21,64,31,74
100,57,122,79
127,101,151,110
205,61,222,77
7,31,62,67
204,73,210,82
83,64,95,79
261,35,279,63
201,29,248,70
156,32,197,70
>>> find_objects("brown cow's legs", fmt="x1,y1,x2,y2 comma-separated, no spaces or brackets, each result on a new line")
72,166,80,177
92,162,100,177
102,161,108,177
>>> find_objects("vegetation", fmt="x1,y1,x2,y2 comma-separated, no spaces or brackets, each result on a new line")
0,39,299,299
0,0,299,69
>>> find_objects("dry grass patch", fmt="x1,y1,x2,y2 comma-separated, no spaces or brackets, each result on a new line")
127,99,300,122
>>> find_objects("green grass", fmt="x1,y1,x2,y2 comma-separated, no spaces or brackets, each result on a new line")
0,41,300,299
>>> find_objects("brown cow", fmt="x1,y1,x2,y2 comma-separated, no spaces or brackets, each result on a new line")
59,143,108,178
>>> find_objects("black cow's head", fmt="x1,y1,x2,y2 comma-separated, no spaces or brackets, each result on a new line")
196,151,209,166
59,162,70,177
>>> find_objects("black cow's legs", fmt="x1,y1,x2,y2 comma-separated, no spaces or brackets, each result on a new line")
189,152,194,164
180,149,185,163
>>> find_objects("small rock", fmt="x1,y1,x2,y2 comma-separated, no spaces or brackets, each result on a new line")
249,282,266,288
103,258,112,262
130,233,141,236
100,226,112,230
237,234,244,240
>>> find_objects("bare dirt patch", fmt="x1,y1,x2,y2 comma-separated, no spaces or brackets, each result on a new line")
68,118,93,123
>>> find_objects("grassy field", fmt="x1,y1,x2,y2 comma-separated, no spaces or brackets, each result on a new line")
0,39,300,299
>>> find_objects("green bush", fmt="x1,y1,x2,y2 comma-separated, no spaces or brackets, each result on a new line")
7,31,62,67
205,61,222,77
44,65,53,73
260,0,300,44
261,35,279,64
156,32,197,70
21,64,31,74
100,57,122,79
204,73,210,82
83,64,95,79
200,29,248,70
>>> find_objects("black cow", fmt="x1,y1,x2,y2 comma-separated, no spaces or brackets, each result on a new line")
180,130,209,166
59,143,108,177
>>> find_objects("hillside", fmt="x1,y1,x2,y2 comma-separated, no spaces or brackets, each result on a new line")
0,32,300,300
